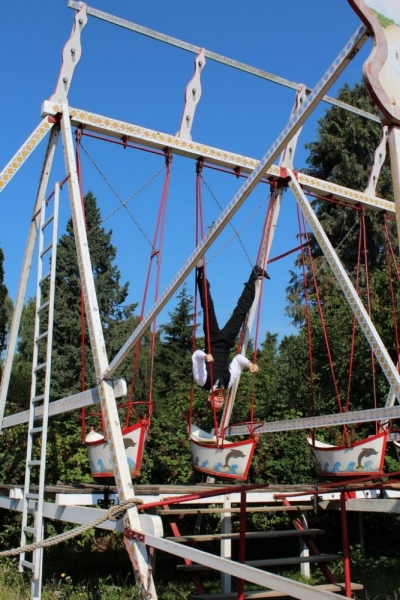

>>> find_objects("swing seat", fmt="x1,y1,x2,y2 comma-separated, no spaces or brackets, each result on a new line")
85,420,149,484
189,424,218,444
307,430,388,479
189,426,257,480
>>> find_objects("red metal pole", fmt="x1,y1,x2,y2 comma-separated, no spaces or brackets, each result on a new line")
340,492,352,598
138,483,269,511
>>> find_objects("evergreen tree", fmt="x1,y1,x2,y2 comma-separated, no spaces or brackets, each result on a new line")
154,285,195,403
142,286,196,484
0,247,10,357
51,190,136,399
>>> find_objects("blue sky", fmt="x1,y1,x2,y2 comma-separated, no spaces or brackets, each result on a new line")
0,1,372,347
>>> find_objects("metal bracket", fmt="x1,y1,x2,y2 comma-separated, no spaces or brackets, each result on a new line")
176,48,206,140
97,487,115,510
124,527,146,543
364,125,389,197
280,85,308,170
49,3,88,103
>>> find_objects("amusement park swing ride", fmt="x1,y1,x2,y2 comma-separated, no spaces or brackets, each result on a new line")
2,1,400,599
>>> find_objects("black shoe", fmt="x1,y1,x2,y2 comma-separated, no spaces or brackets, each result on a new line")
252,264,271,280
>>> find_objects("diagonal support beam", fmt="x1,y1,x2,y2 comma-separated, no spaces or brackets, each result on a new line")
288,171,400,398
0,126,60,429
0,118,54,194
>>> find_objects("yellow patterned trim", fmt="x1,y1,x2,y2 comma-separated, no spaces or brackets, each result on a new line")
42,101,396,215
0,118,54,191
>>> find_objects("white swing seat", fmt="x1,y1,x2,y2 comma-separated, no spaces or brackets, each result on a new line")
189,424,218,444
307,430,388,478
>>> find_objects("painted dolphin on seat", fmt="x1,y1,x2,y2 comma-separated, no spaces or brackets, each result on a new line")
223,449,245,468
356,447,378,469
124,438,137,450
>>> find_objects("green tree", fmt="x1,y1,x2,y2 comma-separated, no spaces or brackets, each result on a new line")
0,247,10,356
51,191,135,399
142,286,196,484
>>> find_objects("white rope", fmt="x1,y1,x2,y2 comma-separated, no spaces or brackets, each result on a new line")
0,497,143,558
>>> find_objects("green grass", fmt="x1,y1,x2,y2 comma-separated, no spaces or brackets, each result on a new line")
2,547,400,599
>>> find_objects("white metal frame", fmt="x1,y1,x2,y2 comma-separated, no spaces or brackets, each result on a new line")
2,2,400,599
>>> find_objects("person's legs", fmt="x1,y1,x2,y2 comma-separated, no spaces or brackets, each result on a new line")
197,268,220,340
220,270,258,347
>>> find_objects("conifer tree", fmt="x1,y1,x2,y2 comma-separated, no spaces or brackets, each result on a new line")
0,247,10,357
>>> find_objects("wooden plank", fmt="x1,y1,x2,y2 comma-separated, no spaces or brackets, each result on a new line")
319,498,400,513
177,555,341,572
167,528,325,543
157,506,313,516
246,555,341,568
190,582,364,599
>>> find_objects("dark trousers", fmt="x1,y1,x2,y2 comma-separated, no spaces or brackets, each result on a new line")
196,271,256,389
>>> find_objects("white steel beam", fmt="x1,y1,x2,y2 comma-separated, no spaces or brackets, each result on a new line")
0,126,60,429
289,171,400,397
123,532,346,600
101,24,369,381
60,104,156,599
49,4,88,104
224,403,400,437
0,495,162,535
388,127,400,250
0,118,55,194
42,100,393,215
67,1,376,125
1,379,126,429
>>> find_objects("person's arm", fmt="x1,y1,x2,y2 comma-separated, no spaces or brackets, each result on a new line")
229,355,259,387
192,350,213,386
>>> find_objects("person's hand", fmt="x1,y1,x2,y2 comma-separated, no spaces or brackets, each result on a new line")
205,354,214,363
248,362,259,373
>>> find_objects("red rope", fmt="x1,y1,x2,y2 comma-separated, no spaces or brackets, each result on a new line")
298,208,344,417
297,206,316,424
127,151,172,425
345,212,363,421
359,208,378,434
383,214,400,368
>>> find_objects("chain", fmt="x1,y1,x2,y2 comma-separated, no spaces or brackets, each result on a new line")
80,142,164,246
311,217,359,280
201,175,255,266
202,175,271,265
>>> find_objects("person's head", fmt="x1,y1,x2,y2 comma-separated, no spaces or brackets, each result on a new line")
207,388,226,412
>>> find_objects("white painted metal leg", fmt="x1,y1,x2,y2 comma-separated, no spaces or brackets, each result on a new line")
60,105,156,599
388,127,400,253
300,539,310,579
221,494,232,593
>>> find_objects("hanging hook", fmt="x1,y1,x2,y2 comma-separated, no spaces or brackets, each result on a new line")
196,157,204,175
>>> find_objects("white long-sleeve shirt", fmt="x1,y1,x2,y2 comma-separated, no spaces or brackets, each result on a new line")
192,349,250,391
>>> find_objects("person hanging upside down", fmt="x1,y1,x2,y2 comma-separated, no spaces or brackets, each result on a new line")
192,261,270,412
